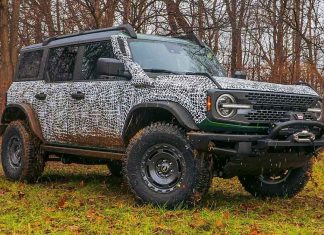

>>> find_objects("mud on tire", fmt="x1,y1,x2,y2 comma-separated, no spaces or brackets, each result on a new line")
239,160,313,198
123,122,212,207
1,121,45,183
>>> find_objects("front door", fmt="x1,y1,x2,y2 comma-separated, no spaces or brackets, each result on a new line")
67,39,127,149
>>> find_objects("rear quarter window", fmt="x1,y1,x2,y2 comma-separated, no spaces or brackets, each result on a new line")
17,50,43,80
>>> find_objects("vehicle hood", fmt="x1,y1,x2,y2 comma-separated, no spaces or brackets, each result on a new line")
154,74,319,97
213,76,319,96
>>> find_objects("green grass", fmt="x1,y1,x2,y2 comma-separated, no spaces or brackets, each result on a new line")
0,155,323,234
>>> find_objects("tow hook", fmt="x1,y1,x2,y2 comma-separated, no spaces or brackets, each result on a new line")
292,130,316,143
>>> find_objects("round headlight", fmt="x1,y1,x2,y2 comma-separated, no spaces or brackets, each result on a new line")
216,94,236,118
314,101,323,121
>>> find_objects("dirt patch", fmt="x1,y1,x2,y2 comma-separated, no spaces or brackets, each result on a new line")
57,133,124,149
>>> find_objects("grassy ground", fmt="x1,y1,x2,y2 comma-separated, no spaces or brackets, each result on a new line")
0,154,322,234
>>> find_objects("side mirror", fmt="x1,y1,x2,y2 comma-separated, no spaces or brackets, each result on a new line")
234,70,247,80
96,58,132,79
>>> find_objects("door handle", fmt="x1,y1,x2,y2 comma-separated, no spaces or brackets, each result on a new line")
71,91,85,100
35,93,47,100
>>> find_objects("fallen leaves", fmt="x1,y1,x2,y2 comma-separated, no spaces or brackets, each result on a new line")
17,191,25,199
85,209,105,222
215,220,224,229
0,160,322,234
0,190,7,196
248,224,264,235
57,194,68,209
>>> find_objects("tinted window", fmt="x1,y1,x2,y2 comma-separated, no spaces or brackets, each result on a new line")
17,50,43,80
81,40,115,80
46,46,78,82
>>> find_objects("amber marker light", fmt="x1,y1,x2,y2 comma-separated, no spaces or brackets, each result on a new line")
207,95,212,112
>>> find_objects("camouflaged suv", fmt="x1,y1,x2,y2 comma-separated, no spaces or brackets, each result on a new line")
1,24,323,207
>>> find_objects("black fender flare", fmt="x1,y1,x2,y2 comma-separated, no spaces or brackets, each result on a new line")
122,101,199,138
1,103,44,142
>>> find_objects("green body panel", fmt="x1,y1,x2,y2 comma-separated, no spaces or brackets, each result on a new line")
197,119,269,134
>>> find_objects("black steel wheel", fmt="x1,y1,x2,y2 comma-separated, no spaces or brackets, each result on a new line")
1,121,45,183
141,143,186,193
239,160,313,198
7,136,23,169
124,123,212,207
259,170,292,185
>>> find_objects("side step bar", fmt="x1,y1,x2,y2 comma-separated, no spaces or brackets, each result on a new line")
41,145,125,161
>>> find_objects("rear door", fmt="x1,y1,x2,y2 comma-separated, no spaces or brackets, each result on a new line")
42,45,79,144
7,49,48,137
67,39,127,149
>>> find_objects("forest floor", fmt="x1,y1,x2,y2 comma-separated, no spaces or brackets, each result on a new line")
0,151,322,234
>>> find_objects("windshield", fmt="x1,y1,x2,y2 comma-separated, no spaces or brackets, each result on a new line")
128,39,226,76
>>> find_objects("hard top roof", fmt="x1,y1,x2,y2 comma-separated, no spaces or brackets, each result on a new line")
21,24,201,52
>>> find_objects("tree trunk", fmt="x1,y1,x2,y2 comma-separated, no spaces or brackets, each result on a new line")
224,0,245,76
9,0,20,72
197,0,204,38
123,0,131,24
165,0,178,35
0,0,13,93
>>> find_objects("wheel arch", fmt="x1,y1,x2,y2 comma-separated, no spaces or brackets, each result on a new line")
122,101,199,144
0,103,44,142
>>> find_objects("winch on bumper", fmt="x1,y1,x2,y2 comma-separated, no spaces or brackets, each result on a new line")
188,120,324,178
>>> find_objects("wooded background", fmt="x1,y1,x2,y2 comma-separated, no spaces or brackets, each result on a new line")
0,0,323,103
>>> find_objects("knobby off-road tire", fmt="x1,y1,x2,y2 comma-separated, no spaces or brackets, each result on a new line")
107,160,123,177
1,121,45,183
123,122,212,207
239,160,313,198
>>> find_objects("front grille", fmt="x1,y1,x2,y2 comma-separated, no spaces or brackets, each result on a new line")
244,92,317,123
246,110,288,122
246,93,316,111
246,110,315,122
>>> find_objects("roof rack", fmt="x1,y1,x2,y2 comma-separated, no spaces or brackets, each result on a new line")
173,31,205,48
42,24,137,46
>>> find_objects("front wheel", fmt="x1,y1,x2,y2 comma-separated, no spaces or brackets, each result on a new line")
123,123,212,207
239,160,313,198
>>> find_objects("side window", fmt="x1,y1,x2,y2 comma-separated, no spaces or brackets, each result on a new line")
17,50,43,80
81,40,115,80
46,45,78,82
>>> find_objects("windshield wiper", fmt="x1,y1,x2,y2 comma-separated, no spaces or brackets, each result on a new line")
184,72,222,88
143,69,183,75
184,72,213,79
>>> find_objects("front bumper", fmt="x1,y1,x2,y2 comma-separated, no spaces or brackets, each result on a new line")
188,120,324,177
188,120,324,154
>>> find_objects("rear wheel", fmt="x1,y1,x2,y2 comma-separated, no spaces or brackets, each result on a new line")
1,121,45,183
239,160,313,198
123,123,212,207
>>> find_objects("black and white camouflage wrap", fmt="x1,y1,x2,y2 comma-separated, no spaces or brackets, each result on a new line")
7,35,320,146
